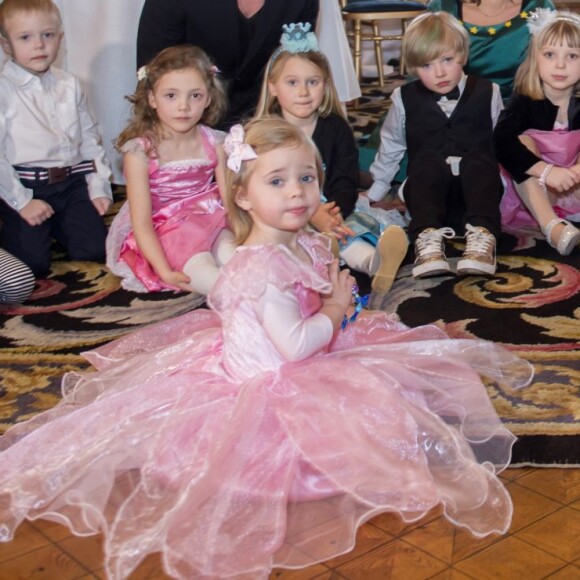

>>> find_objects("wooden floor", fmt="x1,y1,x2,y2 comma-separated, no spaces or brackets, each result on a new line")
0,466,578,579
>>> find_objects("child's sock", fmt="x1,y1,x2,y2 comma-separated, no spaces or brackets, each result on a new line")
339,239,375,274
182,252,220,295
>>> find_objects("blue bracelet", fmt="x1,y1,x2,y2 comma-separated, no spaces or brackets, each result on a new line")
341,284,369,330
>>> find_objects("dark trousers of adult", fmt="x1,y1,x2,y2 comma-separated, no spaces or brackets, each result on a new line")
0,175,107,276
403,148,503,244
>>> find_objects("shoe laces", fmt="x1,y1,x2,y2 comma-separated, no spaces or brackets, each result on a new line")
415,227,456,255
464,224,494,255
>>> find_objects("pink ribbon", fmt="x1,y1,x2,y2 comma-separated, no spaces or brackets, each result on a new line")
224,125,257,173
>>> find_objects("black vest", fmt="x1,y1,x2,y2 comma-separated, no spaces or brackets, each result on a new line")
401,76,494,169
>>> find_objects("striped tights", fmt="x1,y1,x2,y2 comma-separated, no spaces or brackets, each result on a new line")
0,248,35,305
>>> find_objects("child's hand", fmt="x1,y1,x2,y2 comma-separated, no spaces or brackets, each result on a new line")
545,166,580,193
91,197,113,216
322,259,356,314
310,202,342,233
324,223,356,242
310,203,355,242
19,199,54,226
160,270,194,292
569,163,580,179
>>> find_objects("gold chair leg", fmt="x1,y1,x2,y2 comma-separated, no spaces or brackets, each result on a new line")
372,21,385,87
353,20,362,83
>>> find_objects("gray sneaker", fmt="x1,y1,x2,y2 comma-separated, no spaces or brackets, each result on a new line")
412,227,456,278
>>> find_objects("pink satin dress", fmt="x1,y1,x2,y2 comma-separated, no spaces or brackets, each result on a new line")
0,233,533,579
501,127,580,229
106,125,226,292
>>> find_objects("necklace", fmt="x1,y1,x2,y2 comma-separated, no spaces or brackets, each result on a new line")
476,0,513,18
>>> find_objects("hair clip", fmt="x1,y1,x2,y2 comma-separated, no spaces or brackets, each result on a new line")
210,65,221,76
137,66,148,81
224,125,258,173
280,22,320,53
341,284,369,330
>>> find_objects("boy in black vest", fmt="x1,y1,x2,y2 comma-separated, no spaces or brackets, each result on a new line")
366,12,503,278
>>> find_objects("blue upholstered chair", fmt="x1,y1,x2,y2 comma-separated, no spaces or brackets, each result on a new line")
340,0,427,85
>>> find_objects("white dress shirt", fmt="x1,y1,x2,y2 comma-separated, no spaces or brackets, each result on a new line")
368,75,503,202
0,59,112,211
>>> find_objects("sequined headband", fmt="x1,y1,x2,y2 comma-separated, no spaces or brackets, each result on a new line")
527,8,580,35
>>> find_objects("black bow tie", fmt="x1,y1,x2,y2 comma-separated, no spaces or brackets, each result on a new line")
437,86,460,101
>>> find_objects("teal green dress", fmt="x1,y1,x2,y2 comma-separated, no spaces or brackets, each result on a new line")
428,0,555,101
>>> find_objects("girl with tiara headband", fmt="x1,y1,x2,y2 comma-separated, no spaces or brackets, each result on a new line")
255,23,409,293
107,45,235,294
0,117,533,579
494,9,580,255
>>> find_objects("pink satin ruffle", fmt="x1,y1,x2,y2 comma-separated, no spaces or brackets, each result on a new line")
106,126,227,292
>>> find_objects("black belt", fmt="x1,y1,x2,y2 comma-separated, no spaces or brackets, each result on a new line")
14,160,96,186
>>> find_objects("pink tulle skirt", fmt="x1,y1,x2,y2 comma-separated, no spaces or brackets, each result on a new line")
0,310,532,579
501,128,580,230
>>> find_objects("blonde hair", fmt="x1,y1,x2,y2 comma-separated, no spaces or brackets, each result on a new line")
254,51,345,120
515,11,580,99
225,118,324,244
0,0,61,37
403,12,469,74
115,45,227,155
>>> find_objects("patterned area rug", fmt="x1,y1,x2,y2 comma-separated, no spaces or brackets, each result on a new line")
1,79,579,466
370,229,580,467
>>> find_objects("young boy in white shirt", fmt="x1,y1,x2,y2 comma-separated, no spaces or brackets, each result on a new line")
0,0,112,276
367,12,503,278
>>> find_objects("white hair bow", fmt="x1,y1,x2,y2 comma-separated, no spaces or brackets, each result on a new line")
224,125,257,173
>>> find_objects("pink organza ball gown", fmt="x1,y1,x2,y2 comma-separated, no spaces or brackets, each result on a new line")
0,233,533,579
106,125,227,292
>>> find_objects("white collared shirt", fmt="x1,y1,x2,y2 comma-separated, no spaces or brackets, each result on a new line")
0,59,112,211
368,75,503,202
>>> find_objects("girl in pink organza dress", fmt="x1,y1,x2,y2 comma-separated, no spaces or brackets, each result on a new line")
494,10,580,255
107,45,235,293
0,119,533,580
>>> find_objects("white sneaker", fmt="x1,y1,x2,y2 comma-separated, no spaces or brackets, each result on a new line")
457,224,496,276
370,225,409,293
412,227,455,278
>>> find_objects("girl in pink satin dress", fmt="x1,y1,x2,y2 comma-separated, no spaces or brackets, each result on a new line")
0,119,533,579
107,45,235,293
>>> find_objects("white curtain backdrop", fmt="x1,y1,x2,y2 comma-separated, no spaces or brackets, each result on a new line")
54,0,146,184
317,0,361,102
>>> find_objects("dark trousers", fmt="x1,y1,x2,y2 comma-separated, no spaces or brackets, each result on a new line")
0,175,107,276
403,148,502,243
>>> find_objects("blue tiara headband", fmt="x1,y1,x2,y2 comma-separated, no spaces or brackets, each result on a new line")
269,22,321,66
280,22,319,53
